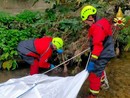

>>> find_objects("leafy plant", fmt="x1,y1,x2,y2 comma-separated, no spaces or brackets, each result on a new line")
2,60,18,70
0,11,43,70
16,10,41,23
118,16,130,51
44,9,56,21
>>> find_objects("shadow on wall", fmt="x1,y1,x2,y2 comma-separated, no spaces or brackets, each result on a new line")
0,0,50,14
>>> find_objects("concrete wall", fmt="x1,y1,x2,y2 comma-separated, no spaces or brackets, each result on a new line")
0,0,50,14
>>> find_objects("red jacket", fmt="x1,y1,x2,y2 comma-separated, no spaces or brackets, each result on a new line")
88,18,112,57
34,36,53,68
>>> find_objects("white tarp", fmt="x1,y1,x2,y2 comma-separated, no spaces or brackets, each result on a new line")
0,70,89,98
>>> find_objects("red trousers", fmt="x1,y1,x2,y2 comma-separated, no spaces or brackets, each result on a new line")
88,71,105,93
30,60,39,75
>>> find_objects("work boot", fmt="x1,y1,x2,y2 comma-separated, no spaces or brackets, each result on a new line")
101,81,109,90
100,71,109,90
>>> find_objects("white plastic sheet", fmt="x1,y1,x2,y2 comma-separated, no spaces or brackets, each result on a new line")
0,70,89,98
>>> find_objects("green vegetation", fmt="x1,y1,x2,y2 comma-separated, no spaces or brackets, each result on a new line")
119,16,130,51
0,8,82,70
0,0,130,70
0,11,42,70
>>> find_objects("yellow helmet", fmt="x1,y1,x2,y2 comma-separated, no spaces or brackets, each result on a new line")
81,5,97,21
52,37,63,50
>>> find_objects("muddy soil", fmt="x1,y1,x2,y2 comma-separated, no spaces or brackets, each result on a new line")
0,52,130,98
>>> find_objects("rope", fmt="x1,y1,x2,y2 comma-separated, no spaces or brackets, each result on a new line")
2,48,90,98
43,47,90,74
16,24,118,97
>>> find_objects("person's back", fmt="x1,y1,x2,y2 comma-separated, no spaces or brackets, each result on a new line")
95,18,112,36
88,18,115,58
34,36,52,54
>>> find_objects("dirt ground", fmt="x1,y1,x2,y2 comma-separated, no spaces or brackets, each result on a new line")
99,52,130,98
0,52,130,98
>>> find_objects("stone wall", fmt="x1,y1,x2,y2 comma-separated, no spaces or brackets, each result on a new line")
0,0,50,14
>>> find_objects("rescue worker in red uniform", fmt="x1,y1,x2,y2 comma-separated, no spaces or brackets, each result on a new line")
81,5,115,98
17,36,64,75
